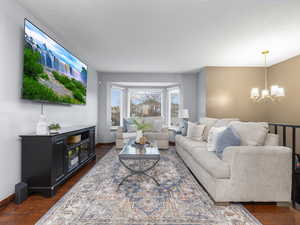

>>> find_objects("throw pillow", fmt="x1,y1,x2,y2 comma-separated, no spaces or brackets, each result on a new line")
207,126,227,152
127,124,137,133
264,133,279,146
187,122,206,141
229,121,269,146
123,118,132,132
215,127,241,158
152,118,163,132
142,117,162,132
199,117,218,141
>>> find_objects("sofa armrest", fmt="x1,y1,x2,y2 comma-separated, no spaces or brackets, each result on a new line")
223,145,292,165
223,146,292,200
116,127,124,139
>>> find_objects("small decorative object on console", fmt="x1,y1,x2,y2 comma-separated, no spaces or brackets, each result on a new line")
48,123,61,134
67,134,82,144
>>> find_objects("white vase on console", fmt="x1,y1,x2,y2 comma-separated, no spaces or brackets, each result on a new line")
36,114,49,135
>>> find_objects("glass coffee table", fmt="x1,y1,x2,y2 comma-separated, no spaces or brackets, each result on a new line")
118,138,160,189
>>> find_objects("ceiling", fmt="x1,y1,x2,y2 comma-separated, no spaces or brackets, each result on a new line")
112,82,178,87
17,0,300,73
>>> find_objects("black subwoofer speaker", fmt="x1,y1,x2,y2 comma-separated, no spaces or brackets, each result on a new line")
15,182,28,204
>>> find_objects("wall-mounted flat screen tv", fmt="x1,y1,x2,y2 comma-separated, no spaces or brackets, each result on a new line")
22,19,87,105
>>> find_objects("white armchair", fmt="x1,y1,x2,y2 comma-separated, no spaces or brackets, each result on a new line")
116,118,169,149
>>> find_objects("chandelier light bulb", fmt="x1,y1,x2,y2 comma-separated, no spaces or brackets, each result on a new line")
250,88,259,99
261,89,270,98
271,85,279,96
277,87,285,97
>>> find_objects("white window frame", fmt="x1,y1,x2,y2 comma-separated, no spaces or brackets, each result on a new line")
168,86,180,128
127,88,164,118
110,85,124,129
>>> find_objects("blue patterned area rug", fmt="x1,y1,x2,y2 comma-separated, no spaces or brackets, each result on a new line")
36,147,261,225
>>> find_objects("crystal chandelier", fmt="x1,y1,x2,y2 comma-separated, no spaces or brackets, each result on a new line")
250,50,285,103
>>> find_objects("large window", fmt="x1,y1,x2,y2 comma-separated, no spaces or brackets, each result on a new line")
168,88,180,127
111,87,123,127
128,89,162,117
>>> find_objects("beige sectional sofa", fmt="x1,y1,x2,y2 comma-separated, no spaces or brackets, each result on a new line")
175,118,292,203
116,117,169,149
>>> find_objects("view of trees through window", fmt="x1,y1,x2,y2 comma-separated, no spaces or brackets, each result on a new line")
111,88,122,126
129,90,162,117
169,89,180,127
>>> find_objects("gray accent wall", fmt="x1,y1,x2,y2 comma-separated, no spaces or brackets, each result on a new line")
197,69,207,120
0,0,98,201
98,72,198,143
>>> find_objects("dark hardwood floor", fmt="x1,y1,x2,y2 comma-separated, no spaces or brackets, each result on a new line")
0,144,299,225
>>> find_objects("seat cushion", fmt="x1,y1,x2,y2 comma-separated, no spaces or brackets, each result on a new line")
189,147,230,179
116,132,137,139
176,136,207,149
144,132,169,140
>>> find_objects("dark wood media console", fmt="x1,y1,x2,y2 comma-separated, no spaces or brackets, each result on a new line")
20,125,96,197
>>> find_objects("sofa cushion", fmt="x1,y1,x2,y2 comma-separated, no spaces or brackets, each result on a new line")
215,127,241,158
264,133,279,146
175,135,185,145
176,136,207,149
214,118,239,127
229,121,269,146
187,122,205,141
143,117,164,132
153,118,164,132
116,132,137,139
144,132,169,140
199,117,240,141
188,147,230,179
207,126,227,152
199,117,218,141
127,124,137,132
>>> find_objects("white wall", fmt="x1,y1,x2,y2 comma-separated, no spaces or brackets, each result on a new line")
98,71,197,143
0,0,98,201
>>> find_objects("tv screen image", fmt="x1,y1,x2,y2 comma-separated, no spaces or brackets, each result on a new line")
22,19,88,105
